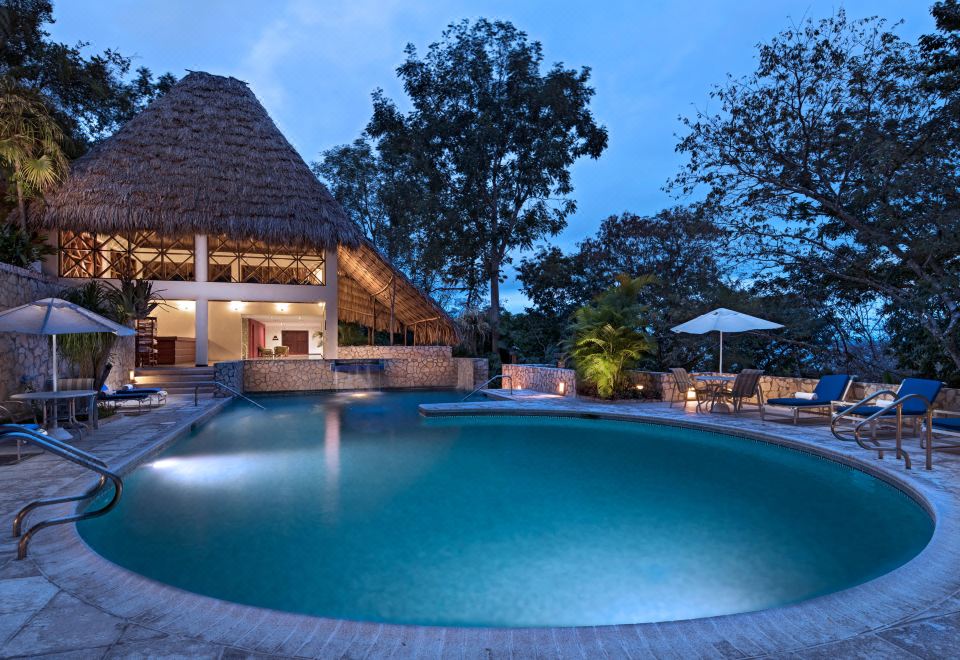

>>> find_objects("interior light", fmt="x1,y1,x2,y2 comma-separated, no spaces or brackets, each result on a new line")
230,301,244,312
277,303,288,313
176,301,194,312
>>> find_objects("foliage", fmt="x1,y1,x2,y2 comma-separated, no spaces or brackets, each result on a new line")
337,321,367,346
0,0,174,149
454,307,491,356
313,136,452,302
56,280,119,379
567,275,655,399
673,9,960,379
0,222,52,266
0,77,67,226
105,276,163,324
364,18,608,349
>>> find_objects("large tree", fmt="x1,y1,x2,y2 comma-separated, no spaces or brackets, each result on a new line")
366,18,608,350
674,9,960,378
0,0,174,151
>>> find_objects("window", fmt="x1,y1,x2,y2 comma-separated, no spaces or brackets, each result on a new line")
59,231,195,280
207,236,325,285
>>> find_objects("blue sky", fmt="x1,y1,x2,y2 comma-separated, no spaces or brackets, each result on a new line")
48,1,935,310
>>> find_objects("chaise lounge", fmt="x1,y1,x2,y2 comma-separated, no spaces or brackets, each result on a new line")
762,374,852,424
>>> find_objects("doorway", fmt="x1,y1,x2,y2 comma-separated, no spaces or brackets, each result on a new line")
282,330,309,356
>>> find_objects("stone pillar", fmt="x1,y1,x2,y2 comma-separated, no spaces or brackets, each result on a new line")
195,298,209,366
324,248,338,359
194,234,208,282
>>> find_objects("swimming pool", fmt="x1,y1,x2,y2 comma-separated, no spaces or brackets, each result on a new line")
79,390,933,627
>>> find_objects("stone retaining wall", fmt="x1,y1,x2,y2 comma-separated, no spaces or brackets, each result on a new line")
219,355,488,393
633,370,960,411
0,262,136,399
338,345,452,359
503,364,577,397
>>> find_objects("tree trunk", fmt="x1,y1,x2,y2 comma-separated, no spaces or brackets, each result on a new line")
16,180,27,230
489,266,500,353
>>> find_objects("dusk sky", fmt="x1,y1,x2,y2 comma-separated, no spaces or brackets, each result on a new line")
49,1,935,310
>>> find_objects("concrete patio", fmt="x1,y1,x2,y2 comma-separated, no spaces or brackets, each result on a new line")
1,392,959,658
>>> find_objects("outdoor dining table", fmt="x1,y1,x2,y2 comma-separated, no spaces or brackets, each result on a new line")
10,390,98,440
695,375,737,413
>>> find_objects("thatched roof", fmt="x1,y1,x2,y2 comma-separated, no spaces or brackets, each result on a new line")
38,71,361,249
338,240,459,346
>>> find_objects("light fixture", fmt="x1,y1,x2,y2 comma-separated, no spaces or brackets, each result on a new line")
558,382,565,395
129,370,136,382
229,301,243,312
276,303,288,313
635,384,644,391
687,387,697,401
176,301,194,312
272,335,279,341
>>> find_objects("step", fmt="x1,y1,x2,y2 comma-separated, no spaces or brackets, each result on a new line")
134,374,216,385
135,367,215,376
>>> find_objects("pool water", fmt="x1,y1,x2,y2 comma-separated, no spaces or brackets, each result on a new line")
79,390,933,627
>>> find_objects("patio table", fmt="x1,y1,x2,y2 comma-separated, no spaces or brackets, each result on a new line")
10,390,98,440
695,375,737,413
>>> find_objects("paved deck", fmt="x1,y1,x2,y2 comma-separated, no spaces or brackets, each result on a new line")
1,393,959,658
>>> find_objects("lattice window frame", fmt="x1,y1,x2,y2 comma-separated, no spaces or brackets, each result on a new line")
207,236,325,286
59,231,195,281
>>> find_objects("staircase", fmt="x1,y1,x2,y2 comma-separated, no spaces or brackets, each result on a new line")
133,366,218,397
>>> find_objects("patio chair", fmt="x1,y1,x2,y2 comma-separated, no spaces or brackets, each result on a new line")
831,378,944,470
274,345,289,358
832,378,943,436
668,368,714,412
925,410,960,456
96,364,153,411
257,346,274,358
762,374,852,424
713,369,765,413
0,401,46,463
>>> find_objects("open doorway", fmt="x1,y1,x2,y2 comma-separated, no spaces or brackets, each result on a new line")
244,313,324,358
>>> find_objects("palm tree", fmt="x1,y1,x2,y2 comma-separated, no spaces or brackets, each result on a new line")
0,78,68,228
567,274,656,398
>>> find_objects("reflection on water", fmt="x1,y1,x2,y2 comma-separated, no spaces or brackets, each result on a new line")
324,406,340,524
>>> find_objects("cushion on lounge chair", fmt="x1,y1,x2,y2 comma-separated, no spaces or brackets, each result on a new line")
767,397,830,407
98,391,150,402
931,417,960,432
122,386,165,395
812,374,852,402
896,378,943,414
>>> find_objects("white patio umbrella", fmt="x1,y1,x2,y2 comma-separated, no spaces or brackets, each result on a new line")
0,298,135,391
671,308,783,373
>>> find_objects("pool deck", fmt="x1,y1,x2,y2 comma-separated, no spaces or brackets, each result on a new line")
2,392,960,658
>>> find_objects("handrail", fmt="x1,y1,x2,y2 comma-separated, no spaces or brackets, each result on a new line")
0,425,123,559
461,374,513,402
830,393,934,470
210,382,266,410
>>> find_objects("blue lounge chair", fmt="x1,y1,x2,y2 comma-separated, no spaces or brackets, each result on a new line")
833,378,943,422
925,410,960,455
762,374,852,424
831,378,944,470
0,402,47,463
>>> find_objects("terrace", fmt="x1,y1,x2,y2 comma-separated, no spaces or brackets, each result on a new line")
1,388,959,657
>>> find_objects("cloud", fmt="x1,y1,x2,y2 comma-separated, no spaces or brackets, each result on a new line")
234,0,424,113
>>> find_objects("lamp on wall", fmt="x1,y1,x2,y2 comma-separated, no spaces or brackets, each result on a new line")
272,335,279,341
558,382,565,395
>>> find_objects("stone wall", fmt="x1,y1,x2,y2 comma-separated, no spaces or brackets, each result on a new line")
227,355,488,393
214,360,244,392
502,364,577,397
0,262,136,398
337,345,453,359
0,263,61,399
634,370,960,411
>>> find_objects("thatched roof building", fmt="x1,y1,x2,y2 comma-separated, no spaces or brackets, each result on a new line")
39,71,458,346
39,71,361,249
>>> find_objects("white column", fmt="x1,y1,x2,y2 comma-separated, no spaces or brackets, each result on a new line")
195,234,208,282
195,298,209,366
324,248,338,359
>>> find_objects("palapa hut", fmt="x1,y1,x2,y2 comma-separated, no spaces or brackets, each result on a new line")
36,71,457,365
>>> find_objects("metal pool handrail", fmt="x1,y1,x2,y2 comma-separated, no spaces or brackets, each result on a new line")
461,375,513,402
209,382,266,410
0,425,123,559
830,392,934,470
